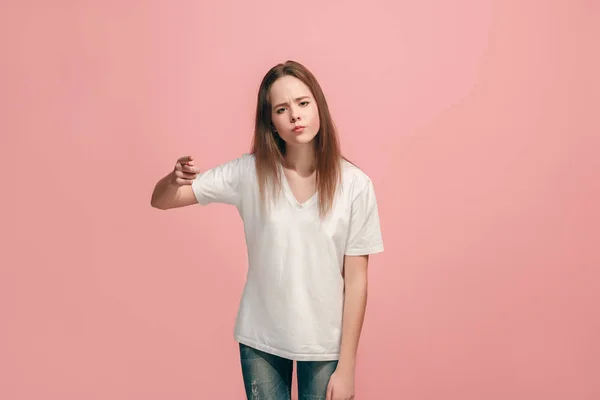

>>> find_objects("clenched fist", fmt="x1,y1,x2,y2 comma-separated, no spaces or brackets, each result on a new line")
171,156,200,186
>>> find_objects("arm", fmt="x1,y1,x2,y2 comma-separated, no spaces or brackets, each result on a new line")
150,155,200,210
327,177,383,399
327,255,369,400
150,171,198,210
338,254,369,371
152,154,247,210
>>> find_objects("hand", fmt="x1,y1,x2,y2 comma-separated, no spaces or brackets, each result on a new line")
171,156,200,186
326,367,355,400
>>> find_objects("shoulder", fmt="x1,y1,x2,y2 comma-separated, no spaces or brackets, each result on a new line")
341,158,372,189
238,153,255,167
201,153,255,183
340,158,375,200
220,153,255,172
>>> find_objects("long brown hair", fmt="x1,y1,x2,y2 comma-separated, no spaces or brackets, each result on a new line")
250,60,343,218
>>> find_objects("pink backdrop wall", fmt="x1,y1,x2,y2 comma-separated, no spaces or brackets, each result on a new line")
1,1,598,399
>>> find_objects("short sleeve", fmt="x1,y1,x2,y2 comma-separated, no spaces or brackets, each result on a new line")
191,154,248,208
344,179,384,256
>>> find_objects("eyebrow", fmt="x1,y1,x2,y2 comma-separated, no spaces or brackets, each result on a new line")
272,96,311,110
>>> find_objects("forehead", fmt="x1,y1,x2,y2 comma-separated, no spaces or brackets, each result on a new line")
269,76,312,101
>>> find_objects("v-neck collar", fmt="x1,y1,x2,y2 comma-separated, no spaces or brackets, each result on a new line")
278,163,318,209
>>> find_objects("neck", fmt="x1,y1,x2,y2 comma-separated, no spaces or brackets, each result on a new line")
283,143,315,176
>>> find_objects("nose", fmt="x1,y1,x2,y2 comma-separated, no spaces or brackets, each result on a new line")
290,105,301,122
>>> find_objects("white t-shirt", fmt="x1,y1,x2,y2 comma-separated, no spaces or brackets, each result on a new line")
191,153,384,361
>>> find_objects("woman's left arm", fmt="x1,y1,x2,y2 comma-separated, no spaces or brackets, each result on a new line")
326,254,369,400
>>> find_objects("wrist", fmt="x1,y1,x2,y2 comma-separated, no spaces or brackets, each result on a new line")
167,170,178,185
336,358,356,374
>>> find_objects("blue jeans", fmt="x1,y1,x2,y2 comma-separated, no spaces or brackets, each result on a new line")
239,342,339,400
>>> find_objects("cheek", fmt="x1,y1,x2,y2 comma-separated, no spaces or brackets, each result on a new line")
271,115,285,131
310,109,320,130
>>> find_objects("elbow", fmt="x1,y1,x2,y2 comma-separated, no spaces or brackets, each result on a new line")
150,197,167,210
152,202,170,210
346,278,368,293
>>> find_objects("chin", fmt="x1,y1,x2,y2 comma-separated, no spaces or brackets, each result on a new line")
282,131,318,146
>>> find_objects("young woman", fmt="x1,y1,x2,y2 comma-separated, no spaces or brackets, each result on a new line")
151,60,384,400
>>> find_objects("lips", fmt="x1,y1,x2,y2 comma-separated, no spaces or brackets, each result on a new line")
292,126,305,132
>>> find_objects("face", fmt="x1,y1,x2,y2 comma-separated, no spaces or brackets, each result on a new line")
268,75,320,146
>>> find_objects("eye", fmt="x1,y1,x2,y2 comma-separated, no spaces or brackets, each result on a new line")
300,101,309,106
276,107,286,114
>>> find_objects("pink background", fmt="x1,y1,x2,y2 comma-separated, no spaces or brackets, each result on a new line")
1,1,599,399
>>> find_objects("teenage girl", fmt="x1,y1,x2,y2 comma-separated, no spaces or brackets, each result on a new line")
151,60,384,400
